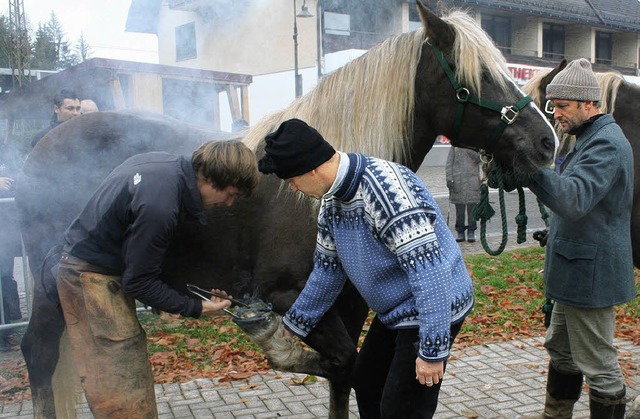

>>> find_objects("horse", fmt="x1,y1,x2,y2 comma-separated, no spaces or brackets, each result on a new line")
522,61,640,266
16,5,557,418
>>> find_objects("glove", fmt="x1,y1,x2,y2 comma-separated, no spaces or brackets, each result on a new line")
532,229,548,247
446,180,454,190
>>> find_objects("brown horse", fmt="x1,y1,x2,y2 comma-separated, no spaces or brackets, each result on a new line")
17,5,557,418
523,61,640,266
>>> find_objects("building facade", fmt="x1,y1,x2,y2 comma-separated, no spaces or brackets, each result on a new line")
126,0,640,82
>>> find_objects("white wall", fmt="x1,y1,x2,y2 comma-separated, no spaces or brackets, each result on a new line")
218,49,366,131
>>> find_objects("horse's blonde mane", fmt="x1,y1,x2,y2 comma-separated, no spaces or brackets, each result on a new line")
243,30,425,163
443,11,510,96
596,71,624,114
243,10,510,163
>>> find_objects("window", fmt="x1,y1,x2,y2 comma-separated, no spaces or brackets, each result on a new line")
175,22,196,61
543,23,565,59
325,12,350,36
596,32,612,65
481,14,512,55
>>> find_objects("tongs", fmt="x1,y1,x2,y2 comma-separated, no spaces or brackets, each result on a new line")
186,283,250,318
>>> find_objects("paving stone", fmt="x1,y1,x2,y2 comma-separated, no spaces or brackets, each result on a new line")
2,337,638,418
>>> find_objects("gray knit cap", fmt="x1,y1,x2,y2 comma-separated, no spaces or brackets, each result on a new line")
546,58,600,102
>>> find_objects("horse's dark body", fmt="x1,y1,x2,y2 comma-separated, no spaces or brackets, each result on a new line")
17,6,556,418
524,61,640,266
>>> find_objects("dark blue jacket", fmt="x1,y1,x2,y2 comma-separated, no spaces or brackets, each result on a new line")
64,152,206,317
529,114,636,308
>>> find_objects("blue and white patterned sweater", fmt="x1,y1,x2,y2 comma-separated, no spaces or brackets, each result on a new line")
283,153,474,362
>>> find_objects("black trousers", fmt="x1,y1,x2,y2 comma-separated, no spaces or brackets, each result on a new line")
454,203,477,233
352,316,464,419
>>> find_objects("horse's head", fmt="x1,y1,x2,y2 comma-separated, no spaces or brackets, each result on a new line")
412,4,558,174
522,59,568,123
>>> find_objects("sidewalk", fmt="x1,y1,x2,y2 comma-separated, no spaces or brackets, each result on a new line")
2,233,638,418
2,335,638,418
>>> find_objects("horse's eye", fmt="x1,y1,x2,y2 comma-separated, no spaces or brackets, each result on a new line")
544,100,555,114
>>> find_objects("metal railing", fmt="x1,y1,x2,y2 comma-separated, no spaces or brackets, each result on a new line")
0,196,32,330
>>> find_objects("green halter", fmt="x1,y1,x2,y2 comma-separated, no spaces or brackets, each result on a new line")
430,43,533,154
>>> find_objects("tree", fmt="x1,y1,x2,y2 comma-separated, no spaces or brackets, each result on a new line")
0,16,12,68
75,32,92,62
30,22,56,70
30,12,79,70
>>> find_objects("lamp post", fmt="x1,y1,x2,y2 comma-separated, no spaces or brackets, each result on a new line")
293,0,313,98
316,0,322,79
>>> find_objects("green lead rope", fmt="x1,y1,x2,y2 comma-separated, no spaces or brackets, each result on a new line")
473,161,555,327
472,161,551,255
515,187,528,244
472,171,508,256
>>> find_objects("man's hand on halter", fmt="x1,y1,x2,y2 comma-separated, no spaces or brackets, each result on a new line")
200,288,232,316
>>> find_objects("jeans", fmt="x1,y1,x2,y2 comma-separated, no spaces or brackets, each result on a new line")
352,316,463,418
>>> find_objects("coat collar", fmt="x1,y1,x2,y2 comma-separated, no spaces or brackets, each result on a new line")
179,156,207,225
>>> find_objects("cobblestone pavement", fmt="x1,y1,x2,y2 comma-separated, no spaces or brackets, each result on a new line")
2,166,638,418
2,336,638,418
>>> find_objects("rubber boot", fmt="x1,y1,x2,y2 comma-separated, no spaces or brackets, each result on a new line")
467,230,476,243
521,364,583,419
589,387,626,419
456,231,465,242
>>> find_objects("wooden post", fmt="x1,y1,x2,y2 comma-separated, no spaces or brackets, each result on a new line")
110,78,126,110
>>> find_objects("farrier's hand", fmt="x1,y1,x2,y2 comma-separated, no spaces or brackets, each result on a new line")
200,288,232,316
415,358,444,387
0,177,13,190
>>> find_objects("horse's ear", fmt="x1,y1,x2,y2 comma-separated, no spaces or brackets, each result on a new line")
542,59,568,86
417,1,455,51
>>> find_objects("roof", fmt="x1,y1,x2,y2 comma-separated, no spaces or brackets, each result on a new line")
435,0,640,32
126,0,162,34
0,58,252,120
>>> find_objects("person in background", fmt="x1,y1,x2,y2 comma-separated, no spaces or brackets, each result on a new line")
56,140,260,417
258,118,474,418
31,89,81,148
524,58,635,418
445,145,481,243
0,142,24,349
80,99,99,114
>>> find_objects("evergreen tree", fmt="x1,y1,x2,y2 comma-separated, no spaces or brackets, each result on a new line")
0,16,12,68
76,32,92,62
30,23,56,70
30,12,79,70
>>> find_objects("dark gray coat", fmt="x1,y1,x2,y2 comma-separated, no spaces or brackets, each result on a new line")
528,114,636,308
445,147,481,204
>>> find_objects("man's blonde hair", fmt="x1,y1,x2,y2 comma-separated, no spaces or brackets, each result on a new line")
192,140,259,196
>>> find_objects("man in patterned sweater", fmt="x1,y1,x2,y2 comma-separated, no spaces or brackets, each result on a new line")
258,119,474,418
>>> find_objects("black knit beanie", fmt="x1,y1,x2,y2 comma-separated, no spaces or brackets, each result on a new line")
258,119,336,179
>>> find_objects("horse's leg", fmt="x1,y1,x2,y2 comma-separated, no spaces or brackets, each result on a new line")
305,287,368,419
20,258,66,418
235,291,368,419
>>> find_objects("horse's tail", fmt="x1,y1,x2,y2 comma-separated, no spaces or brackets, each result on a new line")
52,329,82,419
